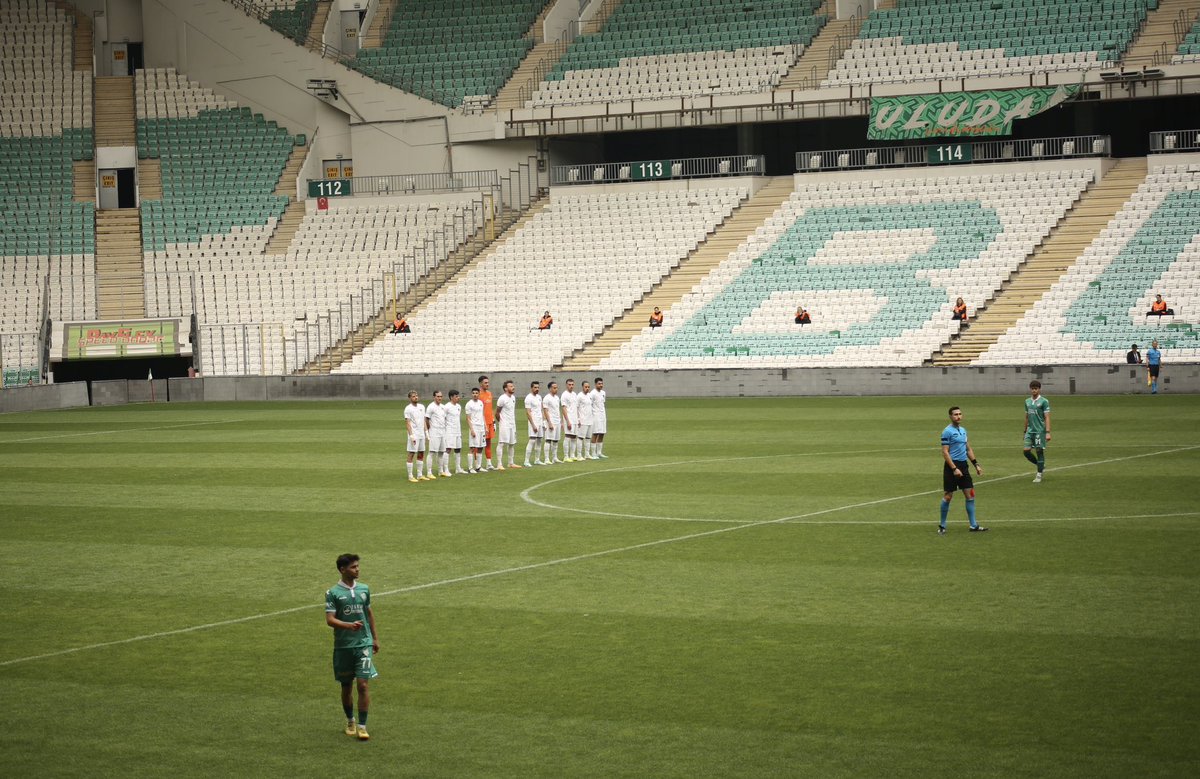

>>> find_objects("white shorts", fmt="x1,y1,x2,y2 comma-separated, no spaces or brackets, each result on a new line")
577,423,591,440
563,421,576,438
527,424,543,439
544,424,560,442
428,434,445,453
407,435,426,454
498,424,516,445
445,434,462,450
592,415,607,435
469,426,486,448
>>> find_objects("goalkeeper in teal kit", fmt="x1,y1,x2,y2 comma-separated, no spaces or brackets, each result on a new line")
325,553,380,740
1022,380,1051,483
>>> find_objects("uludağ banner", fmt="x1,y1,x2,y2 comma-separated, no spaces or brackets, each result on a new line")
867,85,1080,141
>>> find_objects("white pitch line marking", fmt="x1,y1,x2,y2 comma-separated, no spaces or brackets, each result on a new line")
0,418,250,444
521,445,1200,524
1,445,1197,669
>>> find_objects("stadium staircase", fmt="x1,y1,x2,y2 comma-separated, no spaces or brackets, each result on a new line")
493,0,625,110
559,175,796,370
137,158,162,199
64,1,95,201
263,143,311,255
1123,0,1197,62
306,0,333,54
94,75,147,319
777,0,894,90
930,157,1148,366
297,195,547,374
54,0,93,71
360,0,399,49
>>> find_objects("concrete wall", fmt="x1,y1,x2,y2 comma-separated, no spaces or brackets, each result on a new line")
0,382,89,414
140,0,534,178
5,365,1196,413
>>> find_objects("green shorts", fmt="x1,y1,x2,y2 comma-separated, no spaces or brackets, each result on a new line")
1023,431,1046,449
333,646,379,684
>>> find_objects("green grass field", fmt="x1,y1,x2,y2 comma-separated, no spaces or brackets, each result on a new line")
1,395,1198,778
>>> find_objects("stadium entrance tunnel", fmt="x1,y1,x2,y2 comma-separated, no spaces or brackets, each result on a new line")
51,355,193,383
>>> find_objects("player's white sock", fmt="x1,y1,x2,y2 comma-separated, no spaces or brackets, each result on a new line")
583,440,591,458
425,458,434,477
596,442,603,457
457,452,464,472
441,452,449,474
524,440,535,465
406,462,413,479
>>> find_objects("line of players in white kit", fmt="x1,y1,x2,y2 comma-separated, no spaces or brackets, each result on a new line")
402,376,608,482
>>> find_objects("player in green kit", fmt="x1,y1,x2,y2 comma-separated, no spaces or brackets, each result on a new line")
325,553,379,740
1022,380,1051,483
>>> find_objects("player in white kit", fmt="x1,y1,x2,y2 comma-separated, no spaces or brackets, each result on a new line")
403,390,427,483
425,391,447,478
590,377,608,459
465,387,486,473
577,380,594,460
541,381,562,464
560,378,578,462
444,390,464,475
523,381,544,468
494,380,520,470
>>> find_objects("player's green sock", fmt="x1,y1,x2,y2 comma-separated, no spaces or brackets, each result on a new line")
357,710,367,726
1036,449,1044,473
1023,449,1038,466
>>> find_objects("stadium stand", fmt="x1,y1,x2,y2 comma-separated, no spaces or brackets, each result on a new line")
596,166,1095,369
979,160,1200,365
135,68,294,253
351,0,546,108
253,0,318,46
529,0,826,106
1,0,95,382
824,0,1153,86
1173,13,1200,62
335,183,749,373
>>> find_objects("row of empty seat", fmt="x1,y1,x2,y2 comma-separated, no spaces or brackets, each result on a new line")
981,161,1200,364
0,0,95,379
352,0,544,107
336,185,748,374
600,167,1092,369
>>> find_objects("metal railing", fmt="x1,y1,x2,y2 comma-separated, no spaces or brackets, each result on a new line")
552,154,766,185
306,169,500,198
796,135,1109,172
1149,128,1200,153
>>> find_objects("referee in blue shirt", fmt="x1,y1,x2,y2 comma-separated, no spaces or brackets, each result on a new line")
940,406,987,534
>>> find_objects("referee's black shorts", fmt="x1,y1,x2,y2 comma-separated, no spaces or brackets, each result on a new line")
1149,364,1160,378
943,460,973,493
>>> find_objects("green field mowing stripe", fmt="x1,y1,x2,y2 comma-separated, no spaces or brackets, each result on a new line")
1,397,1197,777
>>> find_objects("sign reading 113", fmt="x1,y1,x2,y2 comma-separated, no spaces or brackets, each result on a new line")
632,160,672,181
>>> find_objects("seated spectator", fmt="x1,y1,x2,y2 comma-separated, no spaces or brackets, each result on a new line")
649,307,664,328
1126,344,1142,364
952,297,968,324
392,316,410,334
1148,294,1173,316
538,311,553,330
794,306,811,325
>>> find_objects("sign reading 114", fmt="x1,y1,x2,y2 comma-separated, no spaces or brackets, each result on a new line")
927,143,973,165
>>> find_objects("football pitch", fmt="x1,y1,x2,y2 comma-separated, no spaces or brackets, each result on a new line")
1,394,1197,778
